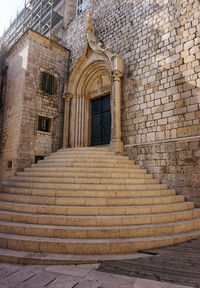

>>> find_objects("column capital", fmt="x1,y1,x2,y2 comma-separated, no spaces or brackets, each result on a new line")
63,93,73,102
111,70,123,82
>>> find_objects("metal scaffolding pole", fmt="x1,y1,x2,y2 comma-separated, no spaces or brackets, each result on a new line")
0,0,64,48
50,0,53,38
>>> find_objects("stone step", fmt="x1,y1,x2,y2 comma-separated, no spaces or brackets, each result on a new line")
1,186,176,198
9,176,159,185
17,171,153,179
1,146,199,264
24,166,147,173
0,218,200,239
1,230,200,254
31,162,140,168
2,181,168,191
0,193,185,206
39,158,132,164
0,201,194,216
57,147,110,152
0,209,199,226
0,248,146,265
46,154,130,160
55,151,113,155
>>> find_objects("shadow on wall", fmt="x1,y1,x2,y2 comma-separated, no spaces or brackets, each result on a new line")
107,0,200,205
0,51,25,183
64,0,200,203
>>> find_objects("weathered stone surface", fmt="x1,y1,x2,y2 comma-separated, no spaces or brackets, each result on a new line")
0,30,69,181
0,0,200,205
64,0,200,204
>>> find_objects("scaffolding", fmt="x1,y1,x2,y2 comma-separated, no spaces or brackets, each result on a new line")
0,0,65,48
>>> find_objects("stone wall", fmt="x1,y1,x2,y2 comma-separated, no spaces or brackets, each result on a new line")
0,30,69,181
0,45,8,182
127,139,200,206
63,0,77,28
0,36,28,181
63,0,200,205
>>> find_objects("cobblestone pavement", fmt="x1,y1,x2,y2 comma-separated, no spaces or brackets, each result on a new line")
0,260,193,288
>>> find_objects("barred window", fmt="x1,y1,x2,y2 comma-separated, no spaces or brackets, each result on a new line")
38,116,51,132
40,72,57,94
77,0,88,15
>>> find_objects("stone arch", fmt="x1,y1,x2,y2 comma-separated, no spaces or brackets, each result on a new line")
77,61,112,147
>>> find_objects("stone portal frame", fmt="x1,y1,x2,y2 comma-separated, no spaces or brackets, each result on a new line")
63,11,124,153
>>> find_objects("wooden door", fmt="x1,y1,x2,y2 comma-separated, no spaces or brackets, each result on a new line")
91,95,111,146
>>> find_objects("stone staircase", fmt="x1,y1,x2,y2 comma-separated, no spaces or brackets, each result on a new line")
0,147,200,264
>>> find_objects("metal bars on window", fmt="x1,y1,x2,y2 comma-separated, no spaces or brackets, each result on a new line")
38,115,51,132
40,72,57,95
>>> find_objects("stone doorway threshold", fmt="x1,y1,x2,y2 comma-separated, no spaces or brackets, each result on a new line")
98,237,200,288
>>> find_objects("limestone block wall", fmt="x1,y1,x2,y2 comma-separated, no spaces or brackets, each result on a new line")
18,31,69,171
0,45,9,182
63,0,200,205
0,37,28,181
127,140,200,205
63,0,77,28
0,45,8,144
0,30,69,181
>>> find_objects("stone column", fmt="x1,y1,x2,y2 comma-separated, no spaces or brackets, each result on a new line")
110,70,124,154
62,93,72,148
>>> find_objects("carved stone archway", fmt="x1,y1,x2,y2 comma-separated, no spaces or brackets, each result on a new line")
63,11,124,153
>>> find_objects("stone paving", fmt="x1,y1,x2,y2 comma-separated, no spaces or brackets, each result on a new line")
98,238,200,288
0,259,193,288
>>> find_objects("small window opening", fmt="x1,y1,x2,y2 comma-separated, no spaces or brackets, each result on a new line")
35,155,45,164
40,72,57,94
38,116,51,132
8,161,12,168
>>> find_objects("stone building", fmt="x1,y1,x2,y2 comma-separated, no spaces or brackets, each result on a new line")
0,0,200,263
0,30,69,182
1,0,199,205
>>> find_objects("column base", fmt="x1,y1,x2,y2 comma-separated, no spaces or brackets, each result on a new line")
110,139,124,154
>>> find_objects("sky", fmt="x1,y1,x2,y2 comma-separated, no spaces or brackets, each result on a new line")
0,0,24,37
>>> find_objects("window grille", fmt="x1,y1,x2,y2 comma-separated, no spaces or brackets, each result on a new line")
77,0,88,15
40,72,57,94
38,116,51,132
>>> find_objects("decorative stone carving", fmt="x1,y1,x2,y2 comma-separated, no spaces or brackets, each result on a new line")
85,11,123,77
111,70,123,82
63,92,72,102
85,10,96,44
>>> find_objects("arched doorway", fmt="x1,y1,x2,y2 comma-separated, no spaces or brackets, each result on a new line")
67,59,112,148
63,11,124,153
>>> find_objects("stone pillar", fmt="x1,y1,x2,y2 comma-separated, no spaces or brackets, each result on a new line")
110,70,124,154
62,93,72,148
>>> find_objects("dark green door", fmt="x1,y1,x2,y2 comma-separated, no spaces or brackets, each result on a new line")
91,95,111,146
